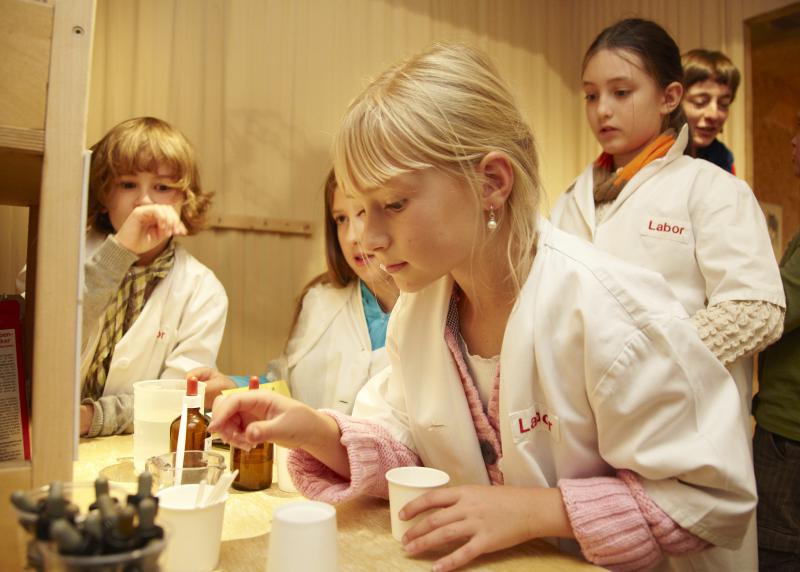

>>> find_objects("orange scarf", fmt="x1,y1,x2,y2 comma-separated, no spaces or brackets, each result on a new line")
593,130,676,205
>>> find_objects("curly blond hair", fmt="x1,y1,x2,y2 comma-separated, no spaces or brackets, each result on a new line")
88,116,212,235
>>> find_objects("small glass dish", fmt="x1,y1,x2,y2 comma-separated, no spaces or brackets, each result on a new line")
146,450,226,490
37,535,167,572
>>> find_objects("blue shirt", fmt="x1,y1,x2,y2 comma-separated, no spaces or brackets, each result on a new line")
360,281,391,350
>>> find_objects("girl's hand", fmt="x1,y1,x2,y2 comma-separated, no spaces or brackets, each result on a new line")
209,391,350,477
207,391,327,449
115,204,187,255
400,485,572,572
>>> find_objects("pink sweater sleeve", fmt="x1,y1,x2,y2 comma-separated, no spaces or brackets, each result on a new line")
558,469,710,571
287,410,421,504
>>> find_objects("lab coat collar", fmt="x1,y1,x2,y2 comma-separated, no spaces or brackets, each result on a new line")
572,125,690,235
286,282,358,368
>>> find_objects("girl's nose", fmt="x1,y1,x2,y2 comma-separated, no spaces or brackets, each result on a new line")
361,217,389,252
348,216,365,244
597,95,611,118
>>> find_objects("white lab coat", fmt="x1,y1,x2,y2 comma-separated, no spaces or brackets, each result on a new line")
550,126,785,423
286,281,389,413
80,231,228,397
353,219,757,571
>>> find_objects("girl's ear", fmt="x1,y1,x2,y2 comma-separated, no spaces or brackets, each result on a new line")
478,151,514,210
661,81,684,115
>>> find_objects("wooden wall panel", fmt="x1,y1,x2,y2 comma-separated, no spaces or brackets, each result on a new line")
2,0,797,376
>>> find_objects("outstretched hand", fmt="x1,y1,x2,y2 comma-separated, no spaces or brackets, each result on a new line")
400,485,572,572
208,390,351,478
115,204,187,255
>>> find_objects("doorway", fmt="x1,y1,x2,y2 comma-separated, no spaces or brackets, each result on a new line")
746,2,800,257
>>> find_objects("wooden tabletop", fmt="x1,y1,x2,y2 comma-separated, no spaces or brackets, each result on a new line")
75,435,601,571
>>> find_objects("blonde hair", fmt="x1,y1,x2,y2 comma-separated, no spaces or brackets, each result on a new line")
332,43,541,293
88,116,212,235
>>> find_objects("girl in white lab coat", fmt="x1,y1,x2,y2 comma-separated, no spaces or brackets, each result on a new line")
551,19,785,437
550,20,785,570
198,170,398,411
209,44,757,572
78,117,227,437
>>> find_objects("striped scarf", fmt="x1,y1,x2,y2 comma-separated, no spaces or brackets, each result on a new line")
82,241,176,400
593,130,676,205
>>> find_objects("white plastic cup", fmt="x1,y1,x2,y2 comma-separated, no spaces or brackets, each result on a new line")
385,466,450,541
156,483,226,572
132,379,206,472
275,445,297,493
267,501,337,572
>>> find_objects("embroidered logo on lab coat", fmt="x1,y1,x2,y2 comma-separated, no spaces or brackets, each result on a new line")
640,216,692,244
509,404,560,444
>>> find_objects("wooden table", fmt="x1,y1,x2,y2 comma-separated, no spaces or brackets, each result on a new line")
75,435,602,571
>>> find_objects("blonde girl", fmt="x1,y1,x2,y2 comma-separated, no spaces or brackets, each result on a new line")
210,44,755,572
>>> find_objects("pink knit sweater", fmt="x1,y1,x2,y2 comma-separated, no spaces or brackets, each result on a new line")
289,413,709,571
288,293,710,570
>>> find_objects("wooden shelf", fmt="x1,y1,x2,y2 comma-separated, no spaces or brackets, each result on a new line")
0,1,96,568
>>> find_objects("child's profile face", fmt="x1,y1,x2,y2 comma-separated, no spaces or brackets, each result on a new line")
102,165,185,232
582,48,669,168
355,170,479,293
683,80,732,149
331,187,389,289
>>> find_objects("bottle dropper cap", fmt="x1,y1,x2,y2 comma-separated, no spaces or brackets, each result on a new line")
249,376,259,390
184,376,201,408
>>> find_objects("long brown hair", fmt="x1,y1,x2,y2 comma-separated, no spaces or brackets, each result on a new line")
285,169,357,347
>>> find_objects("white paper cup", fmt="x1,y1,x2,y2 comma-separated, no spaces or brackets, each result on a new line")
267,501,337,572
156,483,227,572
133,379,207,472
275,445,297,493
385,466,450,541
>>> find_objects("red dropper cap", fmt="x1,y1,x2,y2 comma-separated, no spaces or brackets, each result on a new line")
248,376,259,390
186,376,198,396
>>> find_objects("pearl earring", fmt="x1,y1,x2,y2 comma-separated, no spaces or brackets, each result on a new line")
487,206,498,231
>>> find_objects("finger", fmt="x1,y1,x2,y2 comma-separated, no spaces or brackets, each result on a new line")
244,419,280,445
404,519,472,559
208,393,250,432
430,536,485,572
402,504,463,543
208,390,272,432
400,488,460,520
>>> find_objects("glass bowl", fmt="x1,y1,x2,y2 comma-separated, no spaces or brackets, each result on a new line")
37,535,166,572
11,481,130,569
145,450,226,490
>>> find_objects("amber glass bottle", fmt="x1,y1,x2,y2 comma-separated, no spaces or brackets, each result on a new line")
169,376,211,468
231,376,273,491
